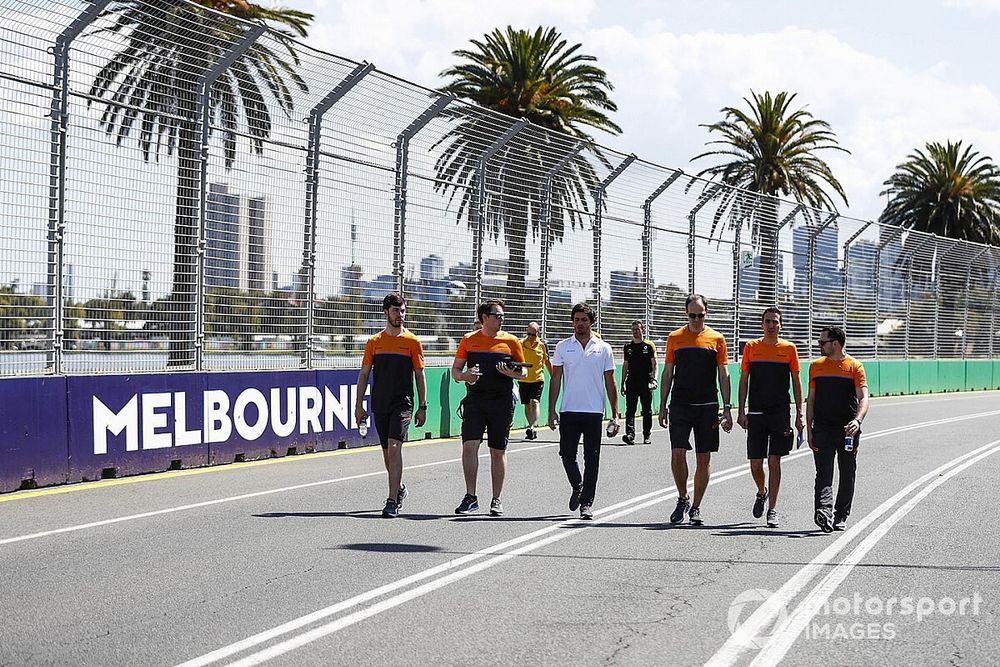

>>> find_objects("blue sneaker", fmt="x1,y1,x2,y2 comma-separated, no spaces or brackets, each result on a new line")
455,494,479,514
382,498,399,518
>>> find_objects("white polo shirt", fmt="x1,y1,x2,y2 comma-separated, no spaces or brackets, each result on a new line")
552,334,615,414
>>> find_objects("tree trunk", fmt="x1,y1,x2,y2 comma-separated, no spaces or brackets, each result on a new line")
757,196,781,306
168,79,200,368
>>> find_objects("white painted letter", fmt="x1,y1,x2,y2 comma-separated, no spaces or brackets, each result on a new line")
174,392,202,447
299,386,322,435
324,385,349,432
234,388,268,441
142,392,172,450
92,395,138,455
270,387,296,438
204,390,232,443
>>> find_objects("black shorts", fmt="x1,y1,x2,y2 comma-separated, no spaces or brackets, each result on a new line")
518,381,544,404
746,408,793,459
461,395,516,450
373,404,412,448
669,403,720,453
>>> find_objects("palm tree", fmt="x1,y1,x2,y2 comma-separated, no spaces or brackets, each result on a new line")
690,90,849,305
435,26,620,300
879,140,1000,245
88,0,312,366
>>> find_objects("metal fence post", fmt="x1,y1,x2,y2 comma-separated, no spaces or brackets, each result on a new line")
643,172,682,330
933,240,961,359
302,61,374,367
591,154,636,325
901,236,934,358
840,221,874,331
194,24,266,371
686,190,716,294
991,250,999,360
393,94,454,295
806,213,838,349
539,142,586,336
873,226,904,359
962,247,989,359
46,0,113,374
471,118,529,307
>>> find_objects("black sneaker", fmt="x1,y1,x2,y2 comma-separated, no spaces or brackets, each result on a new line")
642,435,651,444
622,434,634,446
455,494,479,514
395,484,408,510
569,486,582,512
525,427,535,441
580,504,593,520
382,498,399,518
670,496,691,523
766,509,779,528
753,490,768,519
814,509,833,533
490,497,504,516
832,514,847,531
689,506,703,525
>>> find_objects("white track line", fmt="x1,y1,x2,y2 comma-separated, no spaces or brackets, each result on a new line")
0,443,555,547
706,437,1000,666
177,410,1000,667
751,440,1000,665
181,465,752,667
4,409,999,549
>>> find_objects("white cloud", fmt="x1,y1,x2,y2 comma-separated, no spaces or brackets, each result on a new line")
943,0,1000,13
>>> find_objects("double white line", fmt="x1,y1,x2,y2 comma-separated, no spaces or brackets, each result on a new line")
708,436,1000,666
179,409,1000,666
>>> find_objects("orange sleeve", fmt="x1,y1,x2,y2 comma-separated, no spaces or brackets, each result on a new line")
508,337,525,362
455,335,469,361
665,336,676,364
716,334,729,365
854,360,867,389
788,343,800,373
808,361,818,391
362,336,376,366
411,337,425,370
740,341,753,372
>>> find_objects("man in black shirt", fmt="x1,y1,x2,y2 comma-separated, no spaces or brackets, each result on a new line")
621,320,657,445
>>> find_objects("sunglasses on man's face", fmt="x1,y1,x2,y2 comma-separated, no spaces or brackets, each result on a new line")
687,312,706,319
818,338,833,345
489,312,505,320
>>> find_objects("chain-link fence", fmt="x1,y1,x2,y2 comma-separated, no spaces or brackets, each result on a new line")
2,0,999,377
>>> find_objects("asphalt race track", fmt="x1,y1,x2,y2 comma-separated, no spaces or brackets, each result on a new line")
2,391,999,666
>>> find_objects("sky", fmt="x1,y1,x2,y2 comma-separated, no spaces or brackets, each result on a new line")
297,0,1000,223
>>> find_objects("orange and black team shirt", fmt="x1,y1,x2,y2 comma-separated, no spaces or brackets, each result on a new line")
809,355,867,429
741,338,801,412
456,330,525,400
665,326,728,406
362,328,425,413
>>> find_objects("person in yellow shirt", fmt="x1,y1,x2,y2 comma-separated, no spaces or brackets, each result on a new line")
519,321,552,440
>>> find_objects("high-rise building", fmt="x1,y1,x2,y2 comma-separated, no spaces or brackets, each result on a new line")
792,225,839,296
205,184,273,291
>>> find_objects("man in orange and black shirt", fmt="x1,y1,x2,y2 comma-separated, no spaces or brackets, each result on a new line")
354,293,427,518
658,294,733,526
450,299,526,517
807,325,869,533
737,307,804,528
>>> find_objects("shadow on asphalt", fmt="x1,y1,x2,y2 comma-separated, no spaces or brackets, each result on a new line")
253,510,448,521
333,542,445,553
450,515,567,523
715,528,819,538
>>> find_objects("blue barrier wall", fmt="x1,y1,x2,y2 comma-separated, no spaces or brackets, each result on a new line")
0,376,69,490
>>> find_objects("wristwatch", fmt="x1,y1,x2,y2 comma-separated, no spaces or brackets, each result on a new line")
418,404,427,410
723,403,733,410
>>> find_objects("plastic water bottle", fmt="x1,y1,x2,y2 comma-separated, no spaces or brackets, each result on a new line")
796,430,805,449
843,434,854,452
606,419,620,438
358,419,368,438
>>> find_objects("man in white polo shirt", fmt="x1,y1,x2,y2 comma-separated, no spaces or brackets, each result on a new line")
547,303,621,519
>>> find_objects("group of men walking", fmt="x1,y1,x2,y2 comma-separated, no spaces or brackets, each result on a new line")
354,292,869,535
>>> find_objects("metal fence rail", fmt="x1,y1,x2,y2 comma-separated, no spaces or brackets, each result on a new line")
1,0,998,376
